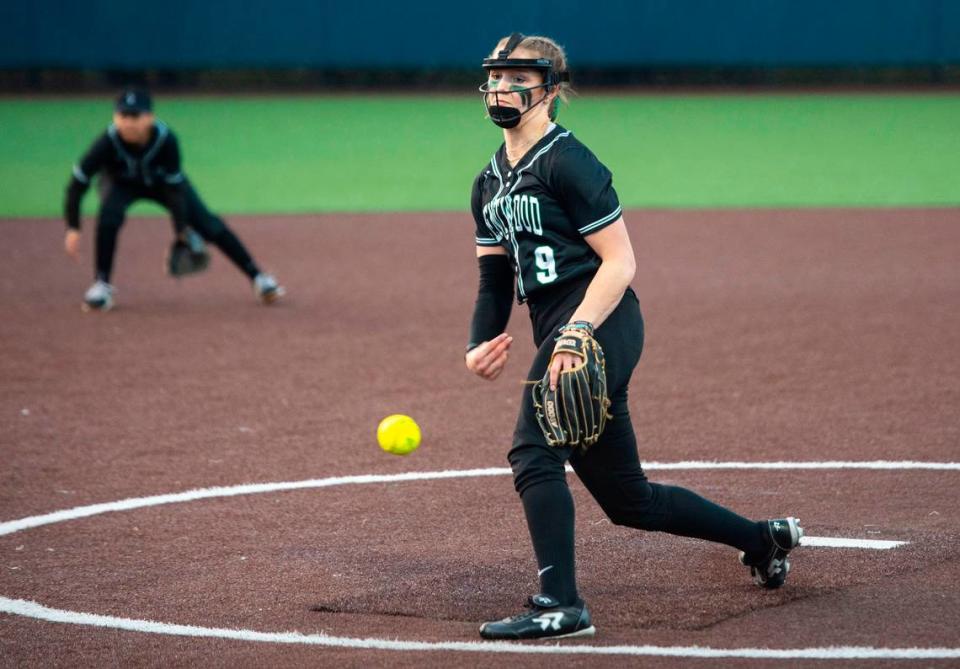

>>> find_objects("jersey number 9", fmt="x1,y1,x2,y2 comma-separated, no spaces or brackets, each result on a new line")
534,246,558,284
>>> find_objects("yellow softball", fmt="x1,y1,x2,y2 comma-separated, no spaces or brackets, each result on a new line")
377,414,421,455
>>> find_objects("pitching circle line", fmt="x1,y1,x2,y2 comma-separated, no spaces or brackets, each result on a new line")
2,463,959,660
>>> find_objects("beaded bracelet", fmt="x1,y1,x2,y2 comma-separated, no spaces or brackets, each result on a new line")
558,320,595,337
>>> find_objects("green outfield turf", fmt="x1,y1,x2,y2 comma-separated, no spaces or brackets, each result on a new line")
0,93,957,217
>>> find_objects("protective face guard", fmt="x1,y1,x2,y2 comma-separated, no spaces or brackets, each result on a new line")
480,32,569,129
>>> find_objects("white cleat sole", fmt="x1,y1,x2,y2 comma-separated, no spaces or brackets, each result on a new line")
551,625,596,639
479,625,597,641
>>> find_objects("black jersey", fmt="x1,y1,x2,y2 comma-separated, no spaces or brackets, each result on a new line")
471,125,621,304
65,121,185,229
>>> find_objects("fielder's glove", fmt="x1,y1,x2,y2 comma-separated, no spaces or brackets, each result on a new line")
532,330,612,448
166,228,210,277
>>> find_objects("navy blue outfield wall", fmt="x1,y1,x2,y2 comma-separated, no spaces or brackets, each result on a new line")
2,0,959,69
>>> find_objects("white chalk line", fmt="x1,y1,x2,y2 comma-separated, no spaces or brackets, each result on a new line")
1,597,957,660
0,468,509,537
800,537,910,551
1,460,955,659
800,537,905,549
3,460,955,538
644,460,960,471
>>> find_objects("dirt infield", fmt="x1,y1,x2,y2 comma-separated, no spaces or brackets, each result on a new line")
1,208,958,667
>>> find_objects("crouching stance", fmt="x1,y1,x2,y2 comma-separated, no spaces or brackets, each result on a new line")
63,88,284,311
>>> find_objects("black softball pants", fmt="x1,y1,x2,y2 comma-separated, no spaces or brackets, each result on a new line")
94,177,258,282
507,278,768,606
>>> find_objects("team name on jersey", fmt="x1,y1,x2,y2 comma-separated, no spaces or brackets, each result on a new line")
483,193,543,238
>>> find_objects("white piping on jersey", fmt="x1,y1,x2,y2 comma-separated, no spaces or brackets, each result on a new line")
164,172,185,184
501,130,571,299
486,155,525,295
482,128,566,243
71,165,89,184
577,205,622,235
107,124,138,178
483,155,511,245
140,122,169,187
106,121,170,187
476,167,500,244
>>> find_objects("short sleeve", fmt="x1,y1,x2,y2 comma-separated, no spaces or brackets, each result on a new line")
550,145,622,236
472,172,501,247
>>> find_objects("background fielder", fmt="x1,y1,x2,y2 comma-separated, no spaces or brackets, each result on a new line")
63,88,284,310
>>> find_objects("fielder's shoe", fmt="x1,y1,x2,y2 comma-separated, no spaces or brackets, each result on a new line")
740,517,803,589
479,594,595,640
82,280,115,311
253,273,285,304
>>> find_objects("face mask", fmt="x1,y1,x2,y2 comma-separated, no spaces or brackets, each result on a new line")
482,81,552,129
486,105,522,129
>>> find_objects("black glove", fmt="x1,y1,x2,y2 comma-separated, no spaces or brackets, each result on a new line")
167,228,210,277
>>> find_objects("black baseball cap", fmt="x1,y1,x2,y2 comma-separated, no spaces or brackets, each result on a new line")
115,88,152,114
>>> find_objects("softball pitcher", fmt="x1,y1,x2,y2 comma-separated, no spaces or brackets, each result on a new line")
465,34,803,640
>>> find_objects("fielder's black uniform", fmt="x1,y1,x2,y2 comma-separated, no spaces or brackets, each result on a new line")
65,121,259,282
469,125,770,606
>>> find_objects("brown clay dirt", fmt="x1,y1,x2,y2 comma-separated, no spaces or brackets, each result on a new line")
1,208,958,668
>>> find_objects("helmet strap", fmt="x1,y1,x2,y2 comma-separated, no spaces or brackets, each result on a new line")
498,32,525,59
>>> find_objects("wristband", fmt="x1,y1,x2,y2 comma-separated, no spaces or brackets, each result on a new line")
558,320,595,337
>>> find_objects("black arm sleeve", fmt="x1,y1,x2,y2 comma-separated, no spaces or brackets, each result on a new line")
162,183,190,234
64,134,112,230
64,179,88,230
467,254,514,351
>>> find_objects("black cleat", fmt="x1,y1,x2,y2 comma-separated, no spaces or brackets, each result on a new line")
740,517,803,589
479,594,595,640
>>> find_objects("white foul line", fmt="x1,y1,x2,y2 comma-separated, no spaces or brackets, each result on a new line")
1,597,958,660
644,460,960,471
0,461,953,659
801,537,906,549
